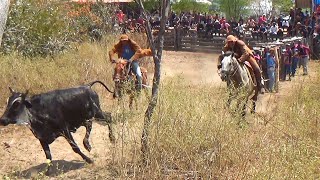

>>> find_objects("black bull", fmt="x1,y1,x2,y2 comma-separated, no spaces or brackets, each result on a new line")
0,81,115,175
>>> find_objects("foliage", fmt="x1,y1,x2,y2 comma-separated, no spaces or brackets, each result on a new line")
0,0,118,58
218,0,252,19
272,0,294,14
127,0,160,14
0,0,73,57
67,1,117,39
172,0,210,14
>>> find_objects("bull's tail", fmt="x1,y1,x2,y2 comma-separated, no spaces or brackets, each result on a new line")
88,81,114,93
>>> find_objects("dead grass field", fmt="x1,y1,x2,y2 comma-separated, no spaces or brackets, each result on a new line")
0,49,319,179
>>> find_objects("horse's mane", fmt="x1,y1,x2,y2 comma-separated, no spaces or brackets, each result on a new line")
224,51,233,56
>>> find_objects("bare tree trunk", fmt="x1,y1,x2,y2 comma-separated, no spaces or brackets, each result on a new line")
0,0,10,46
136,0,170,165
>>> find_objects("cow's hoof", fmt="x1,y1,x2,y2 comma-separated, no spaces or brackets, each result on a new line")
85,158,94,164
109,135,116,144
84,143,92,152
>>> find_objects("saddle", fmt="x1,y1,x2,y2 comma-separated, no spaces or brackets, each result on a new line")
114,59,148,87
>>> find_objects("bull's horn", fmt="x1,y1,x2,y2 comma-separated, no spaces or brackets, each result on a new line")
9,87,14,94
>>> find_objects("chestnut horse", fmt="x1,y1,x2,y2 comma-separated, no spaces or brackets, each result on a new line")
219,51,259,116
113,58,149,108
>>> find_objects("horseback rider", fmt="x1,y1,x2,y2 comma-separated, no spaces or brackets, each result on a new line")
218,35,265,94
109,34,152,93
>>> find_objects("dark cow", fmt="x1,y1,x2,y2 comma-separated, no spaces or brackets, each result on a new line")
0,81,115,175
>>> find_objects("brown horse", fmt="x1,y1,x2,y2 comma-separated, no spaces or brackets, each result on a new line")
219,51,260,116
113,58,149,108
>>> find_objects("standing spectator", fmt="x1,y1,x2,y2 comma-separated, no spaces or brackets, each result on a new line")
284,44,292,80
297,40,310,75
258,14,267,25
266,48,277,92
291,43,299,77
116,10,125,24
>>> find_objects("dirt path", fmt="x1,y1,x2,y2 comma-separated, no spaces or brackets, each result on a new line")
161,51,222,85
0,51,317,178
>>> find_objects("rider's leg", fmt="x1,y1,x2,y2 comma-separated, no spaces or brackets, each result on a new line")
247,57,265,94
131,61,142,93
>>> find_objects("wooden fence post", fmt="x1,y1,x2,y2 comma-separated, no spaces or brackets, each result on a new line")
175,26,181,50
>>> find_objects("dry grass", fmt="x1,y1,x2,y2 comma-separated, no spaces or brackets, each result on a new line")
1,38,320,179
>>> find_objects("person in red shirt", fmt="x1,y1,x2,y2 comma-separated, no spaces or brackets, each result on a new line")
258,14,267,25
116,10,125,24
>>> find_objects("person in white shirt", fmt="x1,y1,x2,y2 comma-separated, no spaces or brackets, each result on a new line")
269,22,278,40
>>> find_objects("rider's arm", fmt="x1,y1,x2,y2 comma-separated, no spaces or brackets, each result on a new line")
238,41,252,63
222,44,230,52
109,43,121,62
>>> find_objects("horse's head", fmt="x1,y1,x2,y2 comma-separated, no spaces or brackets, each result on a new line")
220,51,238,81
113,58,129,98
113,58,129,83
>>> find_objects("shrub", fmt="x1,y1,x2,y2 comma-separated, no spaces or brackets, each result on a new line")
1,1,118,57
1,0,74,57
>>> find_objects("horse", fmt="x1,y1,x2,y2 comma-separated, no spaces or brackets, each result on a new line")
113,58,149,109
219,51,259,116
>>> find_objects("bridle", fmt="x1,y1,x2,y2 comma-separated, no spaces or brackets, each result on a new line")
221,54,239,79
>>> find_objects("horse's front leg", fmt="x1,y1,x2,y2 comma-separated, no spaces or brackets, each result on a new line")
241,102,247,117
251,101,256,114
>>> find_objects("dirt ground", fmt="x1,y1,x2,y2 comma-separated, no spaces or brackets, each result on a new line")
0,51,317,178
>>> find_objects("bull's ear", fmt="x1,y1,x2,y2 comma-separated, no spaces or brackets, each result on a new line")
24,99,32,109
9,87,14,94
24,90,29,96
231,52,234,57
21,90,29,99
221,51,225,55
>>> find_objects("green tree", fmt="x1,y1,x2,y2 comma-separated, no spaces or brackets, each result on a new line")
1,0,73,57
172,0,210,13
218,0,251,19
272,0,293,14
128,0,160,13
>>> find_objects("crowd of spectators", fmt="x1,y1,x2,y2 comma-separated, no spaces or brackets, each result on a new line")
113,8,320,42
166,8,320,41
252,39,310,92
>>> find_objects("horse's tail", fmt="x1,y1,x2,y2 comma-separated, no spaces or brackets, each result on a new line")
88,81,114,93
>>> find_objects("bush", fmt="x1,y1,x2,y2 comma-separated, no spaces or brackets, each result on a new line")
0,0,74,57
1,1,118,57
